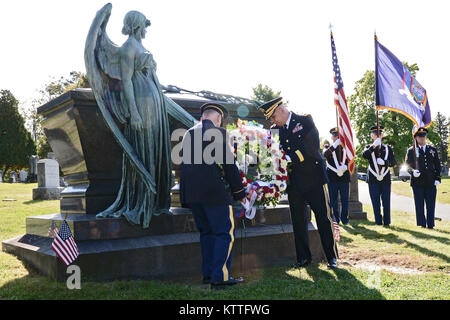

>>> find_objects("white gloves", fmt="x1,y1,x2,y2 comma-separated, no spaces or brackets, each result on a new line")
373,137,382,147
435,180,441,186
376,158,385,166
337,165,347,177
413,170,421,178
332,139,340,149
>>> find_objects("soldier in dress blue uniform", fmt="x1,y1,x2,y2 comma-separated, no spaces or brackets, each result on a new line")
259,97,338,269
323,127,350,225
362,125,397,226
405,127,441,229
180,103,247,289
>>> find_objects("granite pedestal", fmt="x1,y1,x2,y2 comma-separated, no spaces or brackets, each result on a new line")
2,205,325,282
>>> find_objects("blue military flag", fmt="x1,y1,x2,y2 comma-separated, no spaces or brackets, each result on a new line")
375,36,432,133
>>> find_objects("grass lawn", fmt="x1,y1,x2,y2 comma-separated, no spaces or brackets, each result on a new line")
391,177,450,204
0,183,449,300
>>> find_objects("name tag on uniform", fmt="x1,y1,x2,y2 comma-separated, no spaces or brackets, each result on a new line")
292,123,303,133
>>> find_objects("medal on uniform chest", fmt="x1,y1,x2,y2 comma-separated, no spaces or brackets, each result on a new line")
292,123,303,133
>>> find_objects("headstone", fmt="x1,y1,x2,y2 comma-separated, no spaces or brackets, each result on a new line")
28,155,39,183
0,170,3,183
9,171,18,183
59,177,67,187
32,159,63,200
348,170,367,220
19,170,28,183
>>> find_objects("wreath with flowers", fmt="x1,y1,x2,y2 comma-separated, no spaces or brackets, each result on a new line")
226,119,289,216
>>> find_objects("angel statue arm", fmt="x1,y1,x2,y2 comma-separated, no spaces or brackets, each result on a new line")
119,42,144,131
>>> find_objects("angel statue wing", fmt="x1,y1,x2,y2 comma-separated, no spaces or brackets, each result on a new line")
85,3,156,193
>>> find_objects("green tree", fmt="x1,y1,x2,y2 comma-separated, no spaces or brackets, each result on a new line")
251,84,281,102
0,90,36,179
348,63,427,174
433,112,449,167
25,71,90,157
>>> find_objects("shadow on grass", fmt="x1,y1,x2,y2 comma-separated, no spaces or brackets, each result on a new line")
23,200,46,205
0,255,386,300
390,226,450,245
281,263,386,300
342,221,450,263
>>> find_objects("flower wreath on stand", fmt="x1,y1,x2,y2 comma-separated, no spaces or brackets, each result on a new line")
226,119,289,220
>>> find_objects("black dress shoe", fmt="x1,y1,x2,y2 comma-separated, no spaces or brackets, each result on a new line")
211,276,244,290
202,276,211,284
291,258,311,268
327,258,338,269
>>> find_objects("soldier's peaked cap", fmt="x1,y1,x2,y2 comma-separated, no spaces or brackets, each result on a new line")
200,103,228,119
258,97,283,120
330,127,339,135
370,125,384,133
414,127,428,137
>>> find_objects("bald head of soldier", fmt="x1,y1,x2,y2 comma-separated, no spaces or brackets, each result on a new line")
199,103,228,127
269,103,290,127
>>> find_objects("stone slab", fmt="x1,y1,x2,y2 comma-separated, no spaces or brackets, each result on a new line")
32,187,64,200
3,221,324,282
3,205,326,282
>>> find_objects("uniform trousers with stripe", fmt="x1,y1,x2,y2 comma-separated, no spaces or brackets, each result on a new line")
287,184,338,262
190,204,235,283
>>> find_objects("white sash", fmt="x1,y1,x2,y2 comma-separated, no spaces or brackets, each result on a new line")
368,145,389,181
327,148,347,174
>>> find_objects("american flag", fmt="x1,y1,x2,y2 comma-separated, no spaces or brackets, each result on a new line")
51,220,79,266
333,220,341,242
331,31,356,174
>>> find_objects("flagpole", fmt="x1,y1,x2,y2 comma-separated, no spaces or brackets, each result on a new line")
330,24,342,164
374,32,382,171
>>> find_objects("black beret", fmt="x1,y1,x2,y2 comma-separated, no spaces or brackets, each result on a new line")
258,97,283,120
200,103,228,119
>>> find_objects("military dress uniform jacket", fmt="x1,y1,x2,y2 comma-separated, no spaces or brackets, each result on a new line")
405,145,441,188
362,144,396,184
323,144,350,183
180,119,246,207
273,113,328,193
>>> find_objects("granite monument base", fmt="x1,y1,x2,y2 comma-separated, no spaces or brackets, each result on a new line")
32,187,64,200
348,201,367,220
2,205,326,282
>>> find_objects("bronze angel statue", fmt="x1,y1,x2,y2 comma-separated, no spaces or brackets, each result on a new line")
85,3,197,228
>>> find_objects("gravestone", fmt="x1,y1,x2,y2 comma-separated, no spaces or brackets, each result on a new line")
9,171,18,183
0,170,3,183
32,159,63,200
348,170,367,219
19,170,28,183
28,155,39,183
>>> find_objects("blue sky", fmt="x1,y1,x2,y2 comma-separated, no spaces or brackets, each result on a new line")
1,0,449,141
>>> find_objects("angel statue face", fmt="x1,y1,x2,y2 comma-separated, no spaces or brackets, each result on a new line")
122,10,151,40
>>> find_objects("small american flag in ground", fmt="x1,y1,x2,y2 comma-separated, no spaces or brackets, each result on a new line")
330,31,356,174
333,221,341,242
51,220,79,265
